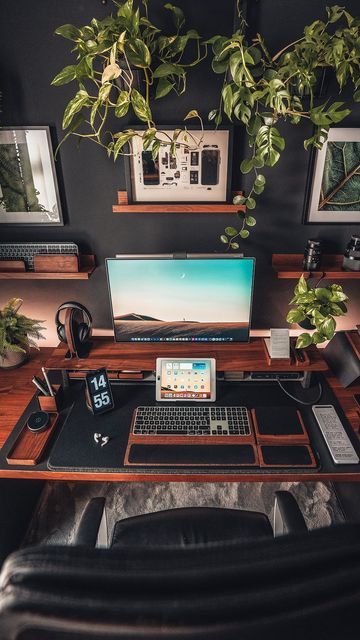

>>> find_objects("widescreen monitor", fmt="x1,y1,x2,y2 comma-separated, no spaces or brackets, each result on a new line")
106,255,255,343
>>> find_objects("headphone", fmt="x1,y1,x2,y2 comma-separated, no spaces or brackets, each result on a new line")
55,302,92,351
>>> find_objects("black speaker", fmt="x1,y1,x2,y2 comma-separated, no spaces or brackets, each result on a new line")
323,330,360,388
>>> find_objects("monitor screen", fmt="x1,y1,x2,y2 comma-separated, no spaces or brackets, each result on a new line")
106,256,255,343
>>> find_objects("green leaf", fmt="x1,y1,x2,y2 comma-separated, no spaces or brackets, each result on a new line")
295,333,312,349
245,215,256,226
90,100,100,127
113,131,135,160
312,331,327,344
220,234,228,244
55,113,84,157
62,90,89,130
286,308,306,324
239,229,250,239
225,226,238,237
208,109,218,121
54,24,81,41
295,275,308,295
319,316,336,340
51,65,77,86
184,109,199,120
253,183,264,194
153,62,184,78
131,89,152,122
98,82,112,102
125,38,151,68
164,3,185,31
155,78,174,99
246,197,256,209
240,158,253,174
222,84,233,120
233,194,246,205
230,242,240,250
115,90,130,118
314,287,332,302
254,174,266,186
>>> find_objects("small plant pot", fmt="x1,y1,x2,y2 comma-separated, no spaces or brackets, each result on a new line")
298,318,314,331
0,348,29,369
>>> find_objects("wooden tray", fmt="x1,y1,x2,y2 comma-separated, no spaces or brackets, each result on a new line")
7,413,59,466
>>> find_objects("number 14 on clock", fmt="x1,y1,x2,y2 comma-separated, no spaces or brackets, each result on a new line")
85,369,115,415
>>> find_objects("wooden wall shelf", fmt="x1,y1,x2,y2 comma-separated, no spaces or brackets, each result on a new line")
272,254,360,279
112,191,246,214
0,255,96,280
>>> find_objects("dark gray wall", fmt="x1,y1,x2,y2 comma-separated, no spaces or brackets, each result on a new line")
0,0,359,344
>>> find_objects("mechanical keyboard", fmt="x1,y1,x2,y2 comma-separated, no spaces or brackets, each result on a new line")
132,406,251,437
0,242,79,270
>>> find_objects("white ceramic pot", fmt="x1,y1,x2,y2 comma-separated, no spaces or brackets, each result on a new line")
0,347,29,369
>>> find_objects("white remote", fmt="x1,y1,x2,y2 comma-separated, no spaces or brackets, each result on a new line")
312,405,359,465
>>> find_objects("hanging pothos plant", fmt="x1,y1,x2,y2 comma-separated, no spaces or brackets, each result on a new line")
51,0,206,158
52,2,360,247
211,4,360,248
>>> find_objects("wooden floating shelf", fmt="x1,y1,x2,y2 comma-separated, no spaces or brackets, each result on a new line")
272,254,360,279
113,191,246,214
0,255,96,280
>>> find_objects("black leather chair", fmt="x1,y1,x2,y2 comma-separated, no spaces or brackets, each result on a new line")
1,492,359,639
0,480,44,569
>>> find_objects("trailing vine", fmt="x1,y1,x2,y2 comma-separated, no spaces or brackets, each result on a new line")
52,2,360,246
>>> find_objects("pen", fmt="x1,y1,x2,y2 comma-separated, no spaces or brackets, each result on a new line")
32,376,50,396
41,367,54,397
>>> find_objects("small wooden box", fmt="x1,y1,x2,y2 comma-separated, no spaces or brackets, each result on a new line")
38,385,63,412
0,260,26,272
33,254,79,273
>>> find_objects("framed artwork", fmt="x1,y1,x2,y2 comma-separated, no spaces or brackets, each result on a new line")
304,128,360,224
0,126,63,226
124,126,232,204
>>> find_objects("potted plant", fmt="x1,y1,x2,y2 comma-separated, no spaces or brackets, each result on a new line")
286,275,348,349
0,298,45,369
51,0,206,159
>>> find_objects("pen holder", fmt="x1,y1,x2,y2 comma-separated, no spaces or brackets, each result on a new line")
38,385,63,412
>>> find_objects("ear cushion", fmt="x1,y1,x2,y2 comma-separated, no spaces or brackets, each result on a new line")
78,322,90,343
57,324,67,343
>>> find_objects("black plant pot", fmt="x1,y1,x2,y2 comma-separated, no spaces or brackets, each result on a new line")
298,318,314,330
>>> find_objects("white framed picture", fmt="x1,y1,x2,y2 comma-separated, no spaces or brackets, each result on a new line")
304,128,360,224
0,126,63,225
125,127,232,203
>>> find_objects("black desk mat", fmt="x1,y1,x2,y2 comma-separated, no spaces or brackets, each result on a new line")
45,377,360,475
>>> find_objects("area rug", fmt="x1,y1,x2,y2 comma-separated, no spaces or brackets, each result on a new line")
25,481,344,546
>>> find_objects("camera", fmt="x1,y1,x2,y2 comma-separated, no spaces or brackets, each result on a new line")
303,239,322,271
343,235,360,272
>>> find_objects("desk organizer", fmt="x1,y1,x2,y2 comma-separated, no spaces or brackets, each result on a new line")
38,385,63,412
6,412,59,466
251,406,309,445
0,260,26,272
33,254,79,273
258,444,317,468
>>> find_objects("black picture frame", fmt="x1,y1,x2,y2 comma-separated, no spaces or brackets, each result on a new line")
123,125,233,205
0,126,63,226
303,127,360,226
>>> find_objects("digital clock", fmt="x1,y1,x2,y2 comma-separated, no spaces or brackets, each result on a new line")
85,368,114,415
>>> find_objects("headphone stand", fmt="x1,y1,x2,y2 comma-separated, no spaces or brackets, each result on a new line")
65,341,93,360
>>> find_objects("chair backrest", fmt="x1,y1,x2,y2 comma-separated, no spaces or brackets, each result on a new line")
1,523,360,640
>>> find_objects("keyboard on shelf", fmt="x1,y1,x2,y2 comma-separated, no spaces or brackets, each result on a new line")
0,242,79,270
132,406,251,437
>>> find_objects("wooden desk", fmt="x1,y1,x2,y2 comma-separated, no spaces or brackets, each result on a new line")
0,339,359,482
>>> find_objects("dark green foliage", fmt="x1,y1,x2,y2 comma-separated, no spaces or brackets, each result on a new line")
286,276,348,349
0,299,45,357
